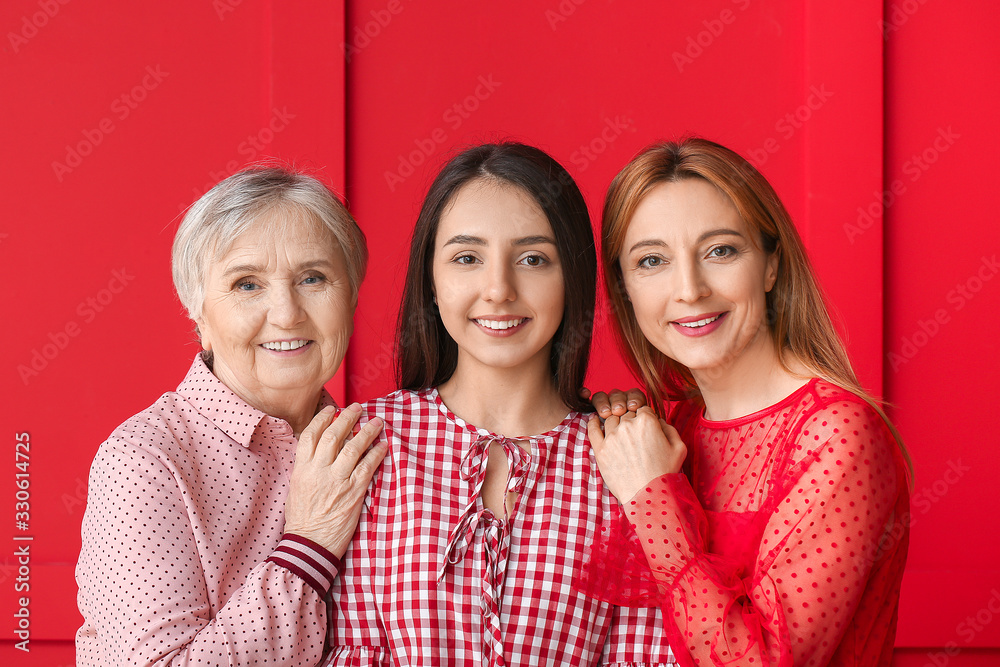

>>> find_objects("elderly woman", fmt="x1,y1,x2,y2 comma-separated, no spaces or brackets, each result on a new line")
76,166,387,666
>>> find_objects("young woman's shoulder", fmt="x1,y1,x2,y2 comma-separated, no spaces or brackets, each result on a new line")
359,387,437,422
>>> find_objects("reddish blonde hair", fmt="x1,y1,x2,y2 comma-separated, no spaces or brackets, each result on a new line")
602,138,911,473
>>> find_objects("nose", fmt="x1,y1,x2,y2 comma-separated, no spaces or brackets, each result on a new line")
483,261,516,304
267,283,307,328
673,258,710,303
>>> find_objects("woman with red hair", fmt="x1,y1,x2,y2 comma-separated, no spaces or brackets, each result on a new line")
584,138,911,667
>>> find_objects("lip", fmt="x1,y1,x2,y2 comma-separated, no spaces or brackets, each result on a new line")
670,311,727,337
259,338,314,356
471,316,530,338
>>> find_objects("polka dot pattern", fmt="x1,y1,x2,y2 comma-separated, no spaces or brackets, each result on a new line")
76,354,338,666
584,380,909,667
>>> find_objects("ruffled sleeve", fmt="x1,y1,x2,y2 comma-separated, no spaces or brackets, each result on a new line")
582,397,907,667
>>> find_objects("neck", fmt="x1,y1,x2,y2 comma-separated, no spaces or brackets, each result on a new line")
691,333,810,421
437,347,569,436
213,366,321,436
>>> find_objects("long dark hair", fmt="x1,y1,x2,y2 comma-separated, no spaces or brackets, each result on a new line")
396,142,596,412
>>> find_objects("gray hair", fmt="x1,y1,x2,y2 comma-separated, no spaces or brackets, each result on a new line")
172,165,368,323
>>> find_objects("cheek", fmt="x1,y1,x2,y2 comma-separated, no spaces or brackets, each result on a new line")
622,277,660,327
209,304,262,351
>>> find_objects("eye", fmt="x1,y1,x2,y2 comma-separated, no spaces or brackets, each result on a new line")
637,255,664,269
707,245,737,259
453,254,480,265
301,274,325,285
518,254,547,267
234,278,260,292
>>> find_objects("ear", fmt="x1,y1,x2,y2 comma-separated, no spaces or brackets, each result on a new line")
195,318,213,352
764,245,780,293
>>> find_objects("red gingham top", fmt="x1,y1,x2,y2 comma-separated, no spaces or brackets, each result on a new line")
327,388,676,666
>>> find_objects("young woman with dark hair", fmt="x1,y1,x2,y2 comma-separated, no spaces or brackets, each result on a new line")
582,138,910,667
327,142,675,666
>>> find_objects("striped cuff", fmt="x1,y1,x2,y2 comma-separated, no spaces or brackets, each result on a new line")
267,533,343,596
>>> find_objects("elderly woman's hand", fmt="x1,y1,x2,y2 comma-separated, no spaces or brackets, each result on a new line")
284,404,387,558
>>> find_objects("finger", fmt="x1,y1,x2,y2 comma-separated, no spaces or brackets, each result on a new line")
295,406,337,462
603,414,620,434
589,391,612,418
330,417,384,473
607,389,629,416
635,405,657,418
587,415,606,454
350,437,389,486
578,387,592,400
626,388,648,410
315,403,363,466
660,421,683,446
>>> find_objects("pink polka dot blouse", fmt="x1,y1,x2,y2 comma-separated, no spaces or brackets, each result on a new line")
76,354,341,666
582,379,910,667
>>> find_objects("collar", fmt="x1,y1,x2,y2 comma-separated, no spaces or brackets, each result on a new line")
176,353,336,448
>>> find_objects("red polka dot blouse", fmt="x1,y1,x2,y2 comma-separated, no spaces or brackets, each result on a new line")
582,379,910,667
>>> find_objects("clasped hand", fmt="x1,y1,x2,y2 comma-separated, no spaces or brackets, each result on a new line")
585,391,687,503
283,404,387,558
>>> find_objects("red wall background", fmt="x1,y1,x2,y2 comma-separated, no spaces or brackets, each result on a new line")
1,1,997,664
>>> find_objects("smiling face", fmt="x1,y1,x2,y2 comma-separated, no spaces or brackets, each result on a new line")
619,178,778,382
432,178,565,378
196,206,354,416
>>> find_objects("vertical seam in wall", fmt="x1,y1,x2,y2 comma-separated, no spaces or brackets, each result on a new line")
264,0,274,130
343,0,354,401
881,0,891,405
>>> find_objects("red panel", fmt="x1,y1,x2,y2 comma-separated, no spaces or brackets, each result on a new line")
344,1,880,404
803,0,885,392
883,0,1000,648
0,0,346,651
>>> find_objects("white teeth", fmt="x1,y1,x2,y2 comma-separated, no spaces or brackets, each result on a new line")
677,314,722,328
476,318,525,331
262,340,309,351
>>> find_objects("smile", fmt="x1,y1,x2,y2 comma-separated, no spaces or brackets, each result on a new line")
675,314,722,328
670,312,727,337
474,318,527,331
261,339,311,351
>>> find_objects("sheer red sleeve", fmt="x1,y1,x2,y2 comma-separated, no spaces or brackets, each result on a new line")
582,396,908,667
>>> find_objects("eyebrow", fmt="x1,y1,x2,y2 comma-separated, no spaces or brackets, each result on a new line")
627,228,744,254
442,234,557,247
221,259,335,279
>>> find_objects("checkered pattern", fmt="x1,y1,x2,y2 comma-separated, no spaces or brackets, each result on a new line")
326,389,676,666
